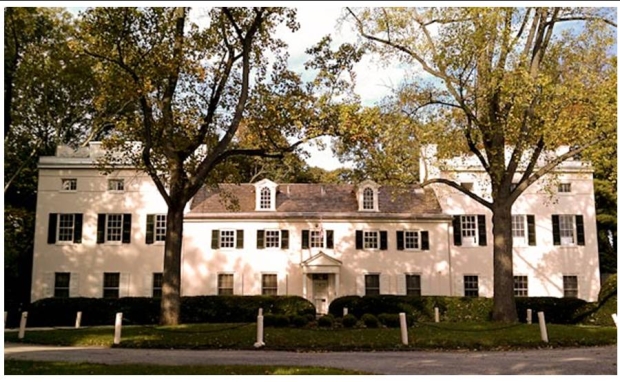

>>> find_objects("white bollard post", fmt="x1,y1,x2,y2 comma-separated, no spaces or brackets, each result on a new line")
75,311,82,329
538,311,548,343
527,309,532,325
254,315,265,348
113,312,123,345
399,313,408,345
343,307,348,317
258,308,263,317
434,307,440,323
612,313,618,327
18,312,28,340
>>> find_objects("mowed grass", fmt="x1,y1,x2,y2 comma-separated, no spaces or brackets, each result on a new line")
4,322,616,351
4,360,368,375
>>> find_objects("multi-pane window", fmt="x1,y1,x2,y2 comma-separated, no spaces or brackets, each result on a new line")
220,230,236,248
61,178,77,191
218,274,234,295
363,231,379,249
558,183,571,193
265,230,281,248
461,215,478,243
310,230,324,248
563,275,578,298
260,187,271,209
103,273,120,298
152,273,163,298
155,215,166,242
362,187,374,210
365,274,380,296
108,179,125,191
106,214,123,242
512,215,526,238
262,274,278,296
54,272,70,298
559,215,575,245
514,276,528,297
464,275,479,297
404,231,420,250
406,274,421,297
57,214,75,242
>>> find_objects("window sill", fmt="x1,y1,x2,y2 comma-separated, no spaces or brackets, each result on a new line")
59,190,77,193
101,241,124,246
55,242,78,246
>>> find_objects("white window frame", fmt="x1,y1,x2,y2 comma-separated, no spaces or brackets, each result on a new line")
559,215,576,245
514,275,528,297
57,214,75,243
106,214,124,243
464,275,479,297
61,178,77,191
461,215,478,246
261,274,278,296
563,275,578,298
108,179,125,192
310,230,325,248
219,230,236,249
511,215,528,246
154,214,167,243
558,183,572,193
265,230,281,248
218,273,234,295
259,187,272,210
362,187,374,210
363,230,379,249
403,230,421,250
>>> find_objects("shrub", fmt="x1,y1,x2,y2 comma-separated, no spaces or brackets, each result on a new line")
263,314,290,327
361,313,380,328
317,314,334,328
515,297,588,324
342,314,358,328
578,274,617,326
291,315,308,328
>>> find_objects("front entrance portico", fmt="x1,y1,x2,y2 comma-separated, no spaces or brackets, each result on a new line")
301,252,342,315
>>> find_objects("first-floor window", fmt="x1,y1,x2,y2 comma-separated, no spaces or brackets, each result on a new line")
54,272,70,298
365,274,380,296
218,274,234,295
406,274,421,296
464,275,479,297
262,274,278,295
514,276,528,297
103,273,120,298
152,273,163,298
563,275,578,298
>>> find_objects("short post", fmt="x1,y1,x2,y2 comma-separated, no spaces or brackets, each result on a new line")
18,311,28,339
399,313,408,345
526,309,532,325
113,312,123,345
343,307,348,317
538,311,548,343
258,308,263,317
434,307,440,323
254,315,265,348
75,311,82,329
612,313,618,327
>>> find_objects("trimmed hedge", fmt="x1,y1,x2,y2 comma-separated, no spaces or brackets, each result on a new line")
318,314,335,328
22,295,315,328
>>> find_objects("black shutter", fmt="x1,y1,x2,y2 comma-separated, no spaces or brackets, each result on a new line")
236,230,244,249
552,215,560,245
326,230,334,249
257,230,265,249
421,231,430,250
301,230,309,249
281,230,289,249
477,215,487,246
211,230,220,249
453,215,462,246
355,230,363,249
396,231,404,250
122,214,132,243
380,231,388,250
146,215,155,244
576,215,585,246
97,214,106,243
73,214,83,244
527,215,536,246
47,214,58,244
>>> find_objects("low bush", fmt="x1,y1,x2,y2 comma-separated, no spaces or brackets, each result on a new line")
342,314,358,328
361,313,380,328
317,314,334,328
291,315,308,328
263,314,290,327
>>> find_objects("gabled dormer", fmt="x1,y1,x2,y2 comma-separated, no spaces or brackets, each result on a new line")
357,180,380,212
254,178,277,211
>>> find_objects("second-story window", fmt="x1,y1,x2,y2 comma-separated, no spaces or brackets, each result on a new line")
97,213,131,244
61,178,77,191
108,179,125,192
260,187,271,209
362,187,374,210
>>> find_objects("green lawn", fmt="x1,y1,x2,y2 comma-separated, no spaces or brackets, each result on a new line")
4,360,368,375
4,322,616,351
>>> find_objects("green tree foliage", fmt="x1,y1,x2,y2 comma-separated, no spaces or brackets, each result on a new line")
345,7,617,322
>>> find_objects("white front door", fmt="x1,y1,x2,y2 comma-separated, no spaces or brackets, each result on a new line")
313,275,329,315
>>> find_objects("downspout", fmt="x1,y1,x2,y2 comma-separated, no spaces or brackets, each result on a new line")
447,220,453,296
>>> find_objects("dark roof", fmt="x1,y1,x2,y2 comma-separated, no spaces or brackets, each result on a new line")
188,183,443,216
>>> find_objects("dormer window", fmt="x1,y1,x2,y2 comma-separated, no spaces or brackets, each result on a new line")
254,179,277,211
363,188,374,210
357,180,380,212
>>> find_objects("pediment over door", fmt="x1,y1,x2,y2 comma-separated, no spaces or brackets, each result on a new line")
301,252,342,274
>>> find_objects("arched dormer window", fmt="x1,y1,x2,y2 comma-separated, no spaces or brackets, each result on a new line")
254,179,277,211
363,187,374,210
260,187,271,209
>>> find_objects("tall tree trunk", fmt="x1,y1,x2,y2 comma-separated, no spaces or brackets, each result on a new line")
160,203,184,325
492,203,518,322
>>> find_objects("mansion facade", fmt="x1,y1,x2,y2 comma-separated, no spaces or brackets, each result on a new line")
31,143,600,314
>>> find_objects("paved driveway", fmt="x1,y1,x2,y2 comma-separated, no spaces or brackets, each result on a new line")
4,343,617,374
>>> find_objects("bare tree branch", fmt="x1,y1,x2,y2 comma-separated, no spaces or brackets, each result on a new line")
420,178,493,210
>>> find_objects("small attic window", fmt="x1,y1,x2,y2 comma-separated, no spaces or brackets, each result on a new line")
362,188,374,210
260,187,271,209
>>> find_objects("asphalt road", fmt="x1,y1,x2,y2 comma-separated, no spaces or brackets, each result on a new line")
4,343,618,374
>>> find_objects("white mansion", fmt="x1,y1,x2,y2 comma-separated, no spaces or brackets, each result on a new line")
31,143,600,314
